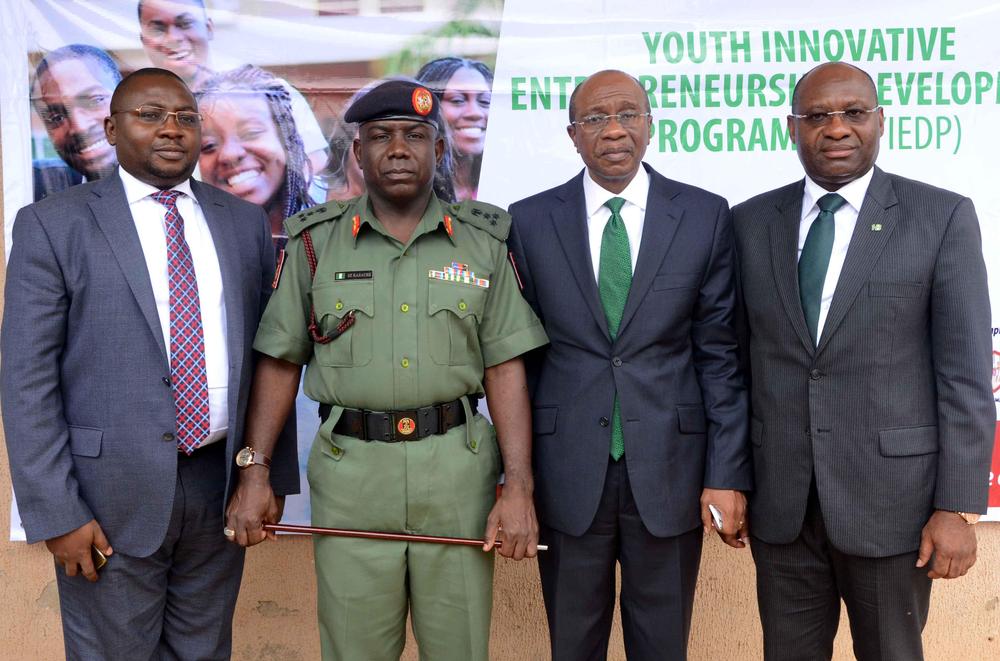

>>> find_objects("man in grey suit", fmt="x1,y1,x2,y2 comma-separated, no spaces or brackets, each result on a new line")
734,61,993,661
508,69,751,660
2,67,297,659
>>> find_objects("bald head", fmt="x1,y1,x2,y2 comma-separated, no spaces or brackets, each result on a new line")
569,69,650,123
791,62,877,113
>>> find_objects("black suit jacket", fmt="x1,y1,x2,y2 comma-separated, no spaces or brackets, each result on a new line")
733,167,993,557
509,163,751,537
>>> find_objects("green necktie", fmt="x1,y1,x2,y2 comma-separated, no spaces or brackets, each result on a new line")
598,197,631,461
798,192,846,345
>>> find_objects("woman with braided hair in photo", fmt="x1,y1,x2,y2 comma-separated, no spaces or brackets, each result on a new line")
197,64,316,246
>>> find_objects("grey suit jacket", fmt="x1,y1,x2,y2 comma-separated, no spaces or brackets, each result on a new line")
2,172,299,557
733,166,993,557
509,164,751,538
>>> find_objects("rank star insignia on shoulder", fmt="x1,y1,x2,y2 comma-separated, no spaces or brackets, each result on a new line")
284,201,351,238
450,200,511,241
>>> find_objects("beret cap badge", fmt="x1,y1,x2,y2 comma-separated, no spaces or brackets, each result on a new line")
412,87,434,116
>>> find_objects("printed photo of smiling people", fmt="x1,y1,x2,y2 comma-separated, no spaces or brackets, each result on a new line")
4,0,503,533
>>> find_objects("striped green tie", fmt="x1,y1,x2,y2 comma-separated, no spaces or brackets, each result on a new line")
798,192,846,345
598,197,631,461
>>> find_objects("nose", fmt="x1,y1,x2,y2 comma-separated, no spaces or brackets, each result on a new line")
387,133,411,158
217,135,246,164
461,94,485,120
823,113,852,137
66,105,99,135
600,115,629,138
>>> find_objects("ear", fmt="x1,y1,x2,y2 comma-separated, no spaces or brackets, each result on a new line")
435,134,444,164
206,17,215,40
787,116,797,145
876,106,885,138
352,137,362,170
105,115,118,146
567,124,580,153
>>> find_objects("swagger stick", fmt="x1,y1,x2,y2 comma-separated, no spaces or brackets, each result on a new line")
263,523,548,551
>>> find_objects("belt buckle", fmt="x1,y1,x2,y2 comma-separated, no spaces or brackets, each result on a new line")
392,411,418,440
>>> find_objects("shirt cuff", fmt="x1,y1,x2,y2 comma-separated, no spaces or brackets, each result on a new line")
481,323,549,368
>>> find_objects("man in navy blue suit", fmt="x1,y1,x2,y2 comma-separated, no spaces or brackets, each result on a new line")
508,69,751,660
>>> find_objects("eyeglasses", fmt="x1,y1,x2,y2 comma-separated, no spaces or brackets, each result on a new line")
788,106,881,126
111,106,202,128
570,111,651,133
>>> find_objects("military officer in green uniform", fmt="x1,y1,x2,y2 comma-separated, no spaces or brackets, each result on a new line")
224,79,549,660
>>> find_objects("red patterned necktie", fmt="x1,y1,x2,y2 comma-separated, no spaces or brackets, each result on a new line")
151,190,210,455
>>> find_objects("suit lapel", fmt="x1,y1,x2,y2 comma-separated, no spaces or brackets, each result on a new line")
617,169,682,337
768,181,816,355
192,180,243,382
550,173,611,340
88,174,169,364
816,168,898,354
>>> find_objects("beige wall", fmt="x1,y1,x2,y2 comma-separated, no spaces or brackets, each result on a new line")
0,143,998,661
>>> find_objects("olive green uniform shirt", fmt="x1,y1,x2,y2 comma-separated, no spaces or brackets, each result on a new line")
253,193,548,410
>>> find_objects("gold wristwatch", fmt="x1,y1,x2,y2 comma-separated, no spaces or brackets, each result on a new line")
235,446,271,469
955,511,981,525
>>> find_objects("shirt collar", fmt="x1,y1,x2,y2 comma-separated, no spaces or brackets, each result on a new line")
354,193,453,247
583,164,650,218
118,166,197,206
802,167,874,219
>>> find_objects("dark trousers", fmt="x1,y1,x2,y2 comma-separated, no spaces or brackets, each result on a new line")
752,482,932,661
538,457,703,661
56,441,245,661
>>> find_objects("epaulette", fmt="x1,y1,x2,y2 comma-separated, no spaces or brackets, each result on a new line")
449,200,511,241
284,200,352,238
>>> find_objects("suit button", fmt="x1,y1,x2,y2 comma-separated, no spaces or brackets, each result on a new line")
809,369,823,380
612,357,623,367
162,376,171,386
162,432,175,442
599,417,609,427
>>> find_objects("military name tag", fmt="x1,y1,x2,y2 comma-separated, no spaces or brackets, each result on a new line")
335,270,373,281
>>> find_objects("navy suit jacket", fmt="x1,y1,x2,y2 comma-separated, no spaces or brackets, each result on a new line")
509,163,751,537
2,172,299,556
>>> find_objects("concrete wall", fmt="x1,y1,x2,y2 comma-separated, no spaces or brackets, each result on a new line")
1,143,998,660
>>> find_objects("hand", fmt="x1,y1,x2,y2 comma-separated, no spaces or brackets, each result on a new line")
916,510,978,579
225,468,284,547
483,483,539,560
45,519,113,582
700,488,748,549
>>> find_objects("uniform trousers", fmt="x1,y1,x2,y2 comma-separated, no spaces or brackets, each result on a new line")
308,410,500,661
752,481,932,661
538,457,704,661
55,440,245,661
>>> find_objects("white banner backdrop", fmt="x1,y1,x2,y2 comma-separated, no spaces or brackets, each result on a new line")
480,0,1000,519
3,0,999,538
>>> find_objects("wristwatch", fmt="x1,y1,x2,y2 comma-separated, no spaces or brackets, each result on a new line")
955,511,981,525
235,446,271,469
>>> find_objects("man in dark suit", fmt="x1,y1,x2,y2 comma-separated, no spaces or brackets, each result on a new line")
733,61,993,661
508,69,751,660
2,67,297,659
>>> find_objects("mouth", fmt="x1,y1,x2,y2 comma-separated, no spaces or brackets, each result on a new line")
383,169,415,179
154,146,187,161
164,48,193,62
78,138,110,156
821,145,857,159
226,169,262,187
600,148,633,163
455,127,485,137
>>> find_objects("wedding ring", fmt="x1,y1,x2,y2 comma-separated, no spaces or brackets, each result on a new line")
223,527,236,538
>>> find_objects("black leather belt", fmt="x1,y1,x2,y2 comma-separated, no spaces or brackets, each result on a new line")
319,397,478,442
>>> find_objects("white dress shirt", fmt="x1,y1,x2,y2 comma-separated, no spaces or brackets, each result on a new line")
119,167,229,446
583,167,650,282
797,167,874,339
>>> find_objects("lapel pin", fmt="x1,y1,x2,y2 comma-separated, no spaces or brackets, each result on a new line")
871,223,882,231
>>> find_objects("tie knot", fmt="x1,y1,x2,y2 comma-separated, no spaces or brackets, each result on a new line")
817,192,846,214
151,190,181,208
605,197,626,215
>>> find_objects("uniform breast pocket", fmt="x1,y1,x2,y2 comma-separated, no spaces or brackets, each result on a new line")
428,279,488,366
311,281,374,367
